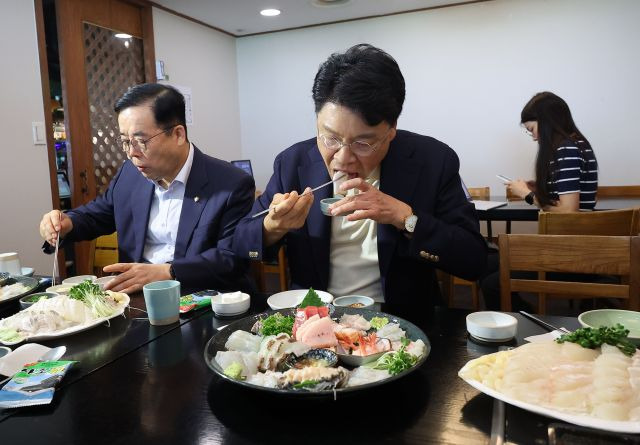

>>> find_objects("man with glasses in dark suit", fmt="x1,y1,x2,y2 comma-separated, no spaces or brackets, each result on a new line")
233,44,487,323
39,83,254,294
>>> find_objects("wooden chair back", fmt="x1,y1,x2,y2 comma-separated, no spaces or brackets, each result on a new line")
89,232,118,277
538,208,640,236
499,234,640,313
506,187,522,201
252,246,289,293
597,185,640,198
468,186,490,200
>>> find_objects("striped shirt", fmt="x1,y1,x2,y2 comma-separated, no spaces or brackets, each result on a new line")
548,140,598,210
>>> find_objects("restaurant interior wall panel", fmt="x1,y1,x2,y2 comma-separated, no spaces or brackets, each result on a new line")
152,7,242,163
0,0,54,275
236,0,640,193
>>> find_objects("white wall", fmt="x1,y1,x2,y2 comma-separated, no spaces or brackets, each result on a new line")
0,0,53,275
236,0,640,192
152,7,241,161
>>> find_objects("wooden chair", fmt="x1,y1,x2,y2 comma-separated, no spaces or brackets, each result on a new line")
504,186,525,234
538,208,640,236
443,186,490,310
499,234,640,314
250,189,289,292
89,232,118,277
597,185,640,198
252,246,289,293
536,209,640,311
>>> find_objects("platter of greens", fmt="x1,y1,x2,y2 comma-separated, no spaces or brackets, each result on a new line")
204,306,430,396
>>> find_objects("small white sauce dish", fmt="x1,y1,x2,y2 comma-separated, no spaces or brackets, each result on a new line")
62,275,97,285
466,311,518,342
95,276,116,290
0,346,11,359
332,295,375,309
46,284,74,295
211,291,250,316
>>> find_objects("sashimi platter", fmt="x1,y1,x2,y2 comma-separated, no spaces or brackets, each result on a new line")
205,289,430,395
459,325,640,433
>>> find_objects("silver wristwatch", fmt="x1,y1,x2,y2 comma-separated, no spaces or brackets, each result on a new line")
404,214,418,233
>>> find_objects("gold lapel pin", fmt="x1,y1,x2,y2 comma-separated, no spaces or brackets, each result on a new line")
194,196,200,202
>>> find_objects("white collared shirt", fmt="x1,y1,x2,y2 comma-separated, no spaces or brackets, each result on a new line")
328,167,384,302
142,144,194,264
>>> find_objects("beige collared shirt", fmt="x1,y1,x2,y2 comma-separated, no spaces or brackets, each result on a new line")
328,167,384,302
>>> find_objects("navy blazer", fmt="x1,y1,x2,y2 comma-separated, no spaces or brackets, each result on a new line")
65,146,255,293
233,130,487,309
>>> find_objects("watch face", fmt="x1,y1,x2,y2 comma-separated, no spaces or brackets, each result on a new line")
405,215,418,232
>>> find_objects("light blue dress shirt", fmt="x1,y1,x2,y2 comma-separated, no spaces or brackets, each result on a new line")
142,144,194,264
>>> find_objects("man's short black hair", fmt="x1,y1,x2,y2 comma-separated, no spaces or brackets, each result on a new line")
115,83,187,136
312,44,405,126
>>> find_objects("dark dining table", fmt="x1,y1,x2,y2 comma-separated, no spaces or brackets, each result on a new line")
476,196,640,239
476,196,640,223
3,292,637,445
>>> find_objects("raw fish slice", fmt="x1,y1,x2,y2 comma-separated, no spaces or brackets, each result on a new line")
225,330,262,353
246,370,283,388
299,317,338,348
338,314,371,331
346,367,390,387
214,351,259,377
375,323,405,342
294,314,320,341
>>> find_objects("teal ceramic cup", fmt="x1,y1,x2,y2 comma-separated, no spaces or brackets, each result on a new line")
143,280,181,326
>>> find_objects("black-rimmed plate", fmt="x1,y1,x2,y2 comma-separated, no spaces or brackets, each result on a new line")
0,276,39,305
204,307,430,397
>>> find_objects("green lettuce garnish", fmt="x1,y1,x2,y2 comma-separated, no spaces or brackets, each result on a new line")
261,313,294,336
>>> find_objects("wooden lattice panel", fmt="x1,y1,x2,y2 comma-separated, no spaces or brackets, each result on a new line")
83,23,144,195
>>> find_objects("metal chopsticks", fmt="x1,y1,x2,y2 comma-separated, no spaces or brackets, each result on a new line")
519,311,571,334
51,220,60,287
251,173,347,218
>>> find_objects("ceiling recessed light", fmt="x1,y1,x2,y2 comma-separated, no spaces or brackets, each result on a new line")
260,8,281,17
115,33,132,39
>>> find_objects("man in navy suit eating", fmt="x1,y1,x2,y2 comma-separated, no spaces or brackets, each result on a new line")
39,84,254,294
233,44,487,322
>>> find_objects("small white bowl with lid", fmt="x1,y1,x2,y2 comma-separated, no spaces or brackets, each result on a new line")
466,311,518,342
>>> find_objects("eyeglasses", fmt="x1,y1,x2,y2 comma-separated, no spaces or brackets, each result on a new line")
318,128,392,157
118,125,177,156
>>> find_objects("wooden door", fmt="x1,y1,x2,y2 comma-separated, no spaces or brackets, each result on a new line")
55,0,155,274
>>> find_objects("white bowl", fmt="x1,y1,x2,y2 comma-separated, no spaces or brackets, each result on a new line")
46,283,74,295
332,295,375,308
20,267,34,277
466,311,518,342
95,276,116,290
62,275,97,285
211,291,250,316
267,289,333,310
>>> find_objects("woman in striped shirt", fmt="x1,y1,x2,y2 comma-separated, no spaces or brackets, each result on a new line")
508,91,598,211
481,92,598,311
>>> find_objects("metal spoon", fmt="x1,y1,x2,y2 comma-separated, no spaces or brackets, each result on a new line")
0,345,66,386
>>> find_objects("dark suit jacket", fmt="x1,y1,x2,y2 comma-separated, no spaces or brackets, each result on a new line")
233,130,487,311
64,146,255,294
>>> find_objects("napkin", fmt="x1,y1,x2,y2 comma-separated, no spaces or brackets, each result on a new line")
0,343,51,376
524,329,568,343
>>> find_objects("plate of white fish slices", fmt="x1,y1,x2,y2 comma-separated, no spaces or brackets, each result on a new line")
0,291,129,345
459,340,640,433
204,307,430,396
0,275,39,305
